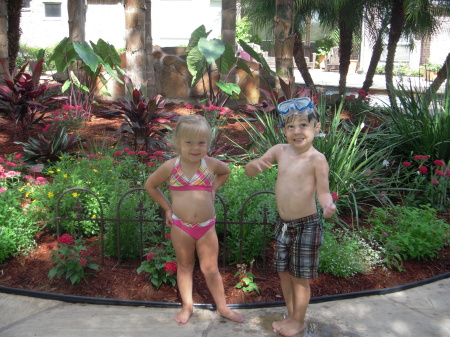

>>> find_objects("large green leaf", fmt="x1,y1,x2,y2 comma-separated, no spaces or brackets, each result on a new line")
187,46,207,86
236,58,253,76
73,41,100,73
216,44,236,74
198,38,225,64
185,25,211,55
49,37,78,72
216,80,240,96
238,39,275,76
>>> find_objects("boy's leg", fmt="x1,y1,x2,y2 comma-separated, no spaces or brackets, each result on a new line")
273,272,309,336
196,227,245,323
171,225,197,324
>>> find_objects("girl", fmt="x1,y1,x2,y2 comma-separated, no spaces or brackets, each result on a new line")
145,114,244,324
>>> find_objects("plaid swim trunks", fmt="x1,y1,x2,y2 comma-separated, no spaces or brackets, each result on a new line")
274,213,324,279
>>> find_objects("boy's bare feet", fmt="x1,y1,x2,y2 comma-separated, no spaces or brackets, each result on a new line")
272,318,304,337
174,306,193,324
217,308,245,323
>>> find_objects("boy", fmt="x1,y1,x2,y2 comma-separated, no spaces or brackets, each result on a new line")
245,97,336,337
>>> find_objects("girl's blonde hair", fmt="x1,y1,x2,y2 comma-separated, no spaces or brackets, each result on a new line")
172,115,211,151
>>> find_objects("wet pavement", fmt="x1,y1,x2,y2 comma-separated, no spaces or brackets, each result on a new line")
1,276,449,337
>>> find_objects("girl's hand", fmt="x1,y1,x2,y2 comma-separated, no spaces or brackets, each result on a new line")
165,209,173,227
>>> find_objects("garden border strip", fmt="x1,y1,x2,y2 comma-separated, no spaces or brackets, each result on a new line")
1,272,449,310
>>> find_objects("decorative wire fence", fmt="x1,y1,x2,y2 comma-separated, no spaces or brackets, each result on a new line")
54,187,276,271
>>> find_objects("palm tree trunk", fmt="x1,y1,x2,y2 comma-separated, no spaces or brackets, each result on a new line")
425,52,449,99
274,0,294,86
362,33,384,92
293,31,316,92
125,0,146,95
0,0,8,80
338,15,353,96
144,0,156,98
385,0,405,108
68,0,86,43
6,0,21,71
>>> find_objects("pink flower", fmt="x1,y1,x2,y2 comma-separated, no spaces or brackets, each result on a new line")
146,162,155,166
331,192,339,201
80,250,88,257
431,178,439,185
62,104,76,111
382,232,388,237
153,151,164,156
138,151,148,156
418,166,428,174
344,96,351,101
433,159,445,167
79,258,87,266
35,176,47,185
0,186,6,193
113,151,123,157
413,155,428,161
42,124,51,133
53,117,60,122
185,104,194,109
0,157,5,164
14,153,23,161
6,162,17,167
146,253,155,260
123,148,130,153
165,234,171,240
148,155,157,160
128,151,136,156
402,161,411,167
57,234,75,246
435,169,445,177
446,169,450,176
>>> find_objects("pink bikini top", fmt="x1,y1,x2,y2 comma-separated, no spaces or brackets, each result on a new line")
169,157,213,191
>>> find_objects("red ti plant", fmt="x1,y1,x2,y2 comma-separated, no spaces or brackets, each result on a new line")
0,59,67,135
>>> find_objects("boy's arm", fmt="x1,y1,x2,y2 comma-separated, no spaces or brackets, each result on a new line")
145,161,174,225
244,145,279,177
315,155,336,219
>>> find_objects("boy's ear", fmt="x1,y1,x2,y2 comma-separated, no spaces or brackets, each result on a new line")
315,121,321,133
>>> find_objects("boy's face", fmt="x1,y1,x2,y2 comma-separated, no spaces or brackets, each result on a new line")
282,115,320,151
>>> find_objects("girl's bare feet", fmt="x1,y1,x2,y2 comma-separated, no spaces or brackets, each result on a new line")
174,306,193,324
272,318,304,337
217,307,245,323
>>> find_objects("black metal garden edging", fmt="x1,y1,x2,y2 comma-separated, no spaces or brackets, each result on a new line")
1,272,449,310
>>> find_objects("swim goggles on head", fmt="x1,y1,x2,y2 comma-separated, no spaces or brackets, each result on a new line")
277,97,315,119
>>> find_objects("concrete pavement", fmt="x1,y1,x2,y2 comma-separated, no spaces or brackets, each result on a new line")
1,275,449,337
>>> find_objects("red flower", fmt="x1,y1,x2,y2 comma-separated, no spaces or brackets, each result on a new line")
418,166,428,174
435,169,445,177
148,155,157,160
331,192,339,201
146,253,155,260
153,151,164,156
113,151,123,157
165,234,171,240
164,261,178,274
79,258,87,266
123,148,130,152
446,169,450,176
185,104,194,109
431,178,439,185
80,249,88,257
138,151,148,156
433,159,445,167
57,233,75,246
402,161,411,167
128,151,136,156
13,153,23,162
146,162,155,166
413,155,428,161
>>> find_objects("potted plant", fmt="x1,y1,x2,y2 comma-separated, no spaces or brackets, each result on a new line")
422,62,441,81
315,38,334,69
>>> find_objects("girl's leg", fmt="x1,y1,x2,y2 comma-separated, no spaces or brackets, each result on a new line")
171,225,196,324
196,227,244,323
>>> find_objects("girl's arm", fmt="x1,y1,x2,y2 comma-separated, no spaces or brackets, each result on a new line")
315,155,336,219
145,160,174,226
208,158,230,201
244,145,279,177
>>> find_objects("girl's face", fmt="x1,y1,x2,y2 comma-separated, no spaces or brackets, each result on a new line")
178,134,209,162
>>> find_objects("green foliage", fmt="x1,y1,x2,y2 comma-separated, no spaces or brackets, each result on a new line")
48,234,99,285
109,77,175,152
17,44,56,72
379,82,450,162
0,155,38,263
319,222,384,278
366,205,450,262
137,238,177,288
234,262,259,293
236,17,262,45
315,38,334,56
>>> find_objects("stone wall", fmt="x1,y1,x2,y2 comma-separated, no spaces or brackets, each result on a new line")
99,46,275,106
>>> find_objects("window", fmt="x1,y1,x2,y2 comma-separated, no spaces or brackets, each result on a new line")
22,0,31,8
44,3,62,18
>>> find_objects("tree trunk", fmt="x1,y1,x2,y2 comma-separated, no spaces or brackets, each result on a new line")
6,0,22,71
426,52,449,98
68,0,86,43
293,31,316,93
385,0,405,108
274,0,294,86
337,15,353,96
144,0,156,98
362,32,384,92
125,0,146,93
0,0,7,80
221,0,236,49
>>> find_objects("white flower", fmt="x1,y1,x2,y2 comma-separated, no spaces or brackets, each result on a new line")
382,160,390,167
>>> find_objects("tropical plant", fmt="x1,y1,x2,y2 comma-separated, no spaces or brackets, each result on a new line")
49,37,125,113
109,77,176,151
185,25,262,108
0,59,67,133
14,126,80,165
234,261,259,293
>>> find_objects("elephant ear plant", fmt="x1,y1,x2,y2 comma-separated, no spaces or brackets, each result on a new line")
185,25,273,108
109,77,177,152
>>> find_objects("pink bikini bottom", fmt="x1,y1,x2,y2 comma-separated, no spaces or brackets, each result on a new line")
172,214,216,240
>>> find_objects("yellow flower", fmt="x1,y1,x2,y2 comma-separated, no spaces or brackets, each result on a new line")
86,181,91,184
72,192,80,198
19,187,24,192
91,214,97,219
57,169,61,172
48,170,55,174
25,192,31,198
63,174,68,178
93,169,98,173
48,192,54,198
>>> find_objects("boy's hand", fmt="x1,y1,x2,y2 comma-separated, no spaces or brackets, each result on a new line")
322,202,336,218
